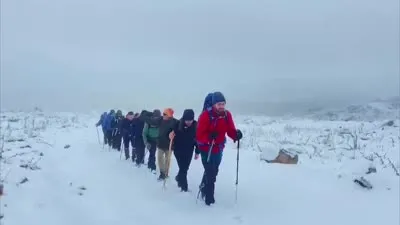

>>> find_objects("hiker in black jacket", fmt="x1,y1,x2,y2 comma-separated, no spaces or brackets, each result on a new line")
112,110,124,151
131,110,148,167
170,109,197,192
121,112,136,160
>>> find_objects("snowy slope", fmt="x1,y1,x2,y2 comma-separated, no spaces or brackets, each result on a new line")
0,111,399,225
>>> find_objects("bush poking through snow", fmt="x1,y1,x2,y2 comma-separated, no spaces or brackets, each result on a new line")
19,145,31,149
19,157,42,170
237,115,400,179
354,177,373,190
18,177,29,185
0,183,4,197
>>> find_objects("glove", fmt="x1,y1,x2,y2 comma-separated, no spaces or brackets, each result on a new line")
194,154,199,160
235,129,243,142
169,131,175,140
195,147,200,155
209,131,218,140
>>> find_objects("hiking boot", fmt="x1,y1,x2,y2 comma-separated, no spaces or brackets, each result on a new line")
175,175,181,188
158,173,166,181
205,191,215,205
181,186,188,192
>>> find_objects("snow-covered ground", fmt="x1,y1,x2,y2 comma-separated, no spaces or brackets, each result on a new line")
0,109,399,225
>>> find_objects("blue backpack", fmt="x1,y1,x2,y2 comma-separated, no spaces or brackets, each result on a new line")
202,93,214,112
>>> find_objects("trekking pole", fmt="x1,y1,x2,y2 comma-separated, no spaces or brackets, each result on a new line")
163,137,174,190
235,140,240,204
96,127,101,145
119,137,124,160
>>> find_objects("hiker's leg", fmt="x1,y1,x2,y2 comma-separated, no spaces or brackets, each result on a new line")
122,134,129,158
116,133,122,151
200,151,221,204
107,130,113,146
130,137,136,162
180,151,193,191
147,142,157,170
157,148,166,175
102,129,107,144
135,140,145,165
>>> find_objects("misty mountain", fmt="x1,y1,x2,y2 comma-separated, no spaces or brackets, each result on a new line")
306,96,400,121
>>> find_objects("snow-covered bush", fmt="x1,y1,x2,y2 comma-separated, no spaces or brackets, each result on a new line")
237,114,400,178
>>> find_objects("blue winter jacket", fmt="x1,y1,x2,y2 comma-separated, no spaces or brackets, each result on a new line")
96,112,108,130
103,113,115,131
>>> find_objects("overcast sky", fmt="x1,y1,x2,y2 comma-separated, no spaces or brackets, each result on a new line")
1,0,399,114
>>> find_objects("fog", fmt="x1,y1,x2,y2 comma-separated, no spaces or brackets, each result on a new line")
1,0,399,115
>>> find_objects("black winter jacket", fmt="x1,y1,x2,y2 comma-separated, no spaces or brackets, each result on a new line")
157,118,178,150
121,118,135,137
173,119,197,154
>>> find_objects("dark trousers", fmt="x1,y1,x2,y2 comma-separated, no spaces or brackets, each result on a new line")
134,138,145,165
147,142,157,170
106,130,113,147
102,129,108,145
123,135,135,160
200,151,223,204
113,132,122,150
174,150,194,190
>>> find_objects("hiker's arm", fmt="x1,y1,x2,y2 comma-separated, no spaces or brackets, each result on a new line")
226,111,237,141
171,120,178,134
195,111,209,145
193,121,198,148
194,121,201,155
142,123,149,145
96,116,102,126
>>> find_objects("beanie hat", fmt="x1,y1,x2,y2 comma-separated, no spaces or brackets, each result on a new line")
163,108,174,117
152,109,162,117
211,92,226,105
126,111,134,119
182,109,195,121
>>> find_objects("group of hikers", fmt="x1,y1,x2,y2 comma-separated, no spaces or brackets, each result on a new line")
95,91,243,206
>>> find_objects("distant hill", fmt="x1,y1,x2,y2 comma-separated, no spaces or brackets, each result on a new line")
306,97,400,121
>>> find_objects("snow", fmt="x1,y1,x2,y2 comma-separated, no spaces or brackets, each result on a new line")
0,109,399,225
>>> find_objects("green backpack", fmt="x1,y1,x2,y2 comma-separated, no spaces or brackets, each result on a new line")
147,124,159,141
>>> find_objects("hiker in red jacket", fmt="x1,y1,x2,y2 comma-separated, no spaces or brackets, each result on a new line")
195,91,243,206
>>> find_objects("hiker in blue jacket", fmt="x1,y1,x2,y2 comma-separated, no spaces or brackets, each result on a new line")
96,112,108,144
103,110,116,147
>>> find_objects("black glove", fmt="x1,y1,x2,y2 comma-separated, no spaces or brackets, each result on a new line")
209,131,218,140
195,147,201,155
236,129,243,141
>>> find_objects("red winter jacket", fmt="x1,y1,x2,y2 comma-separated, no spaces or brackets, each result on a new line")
196,108,237,154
